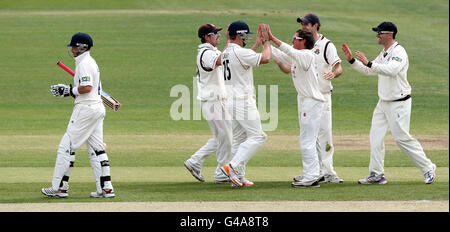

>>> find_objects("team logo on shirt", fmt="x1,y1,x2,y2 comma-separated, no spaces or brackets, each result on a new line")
81,76,90,82
314,48,320,54
392,57,402,62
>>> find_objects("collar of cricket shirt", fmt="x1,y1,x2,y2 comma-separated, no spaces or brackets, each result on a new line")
383,41,398,56
75,51,90,66
228,42,243,49
199,43,217,51
316,34,324,43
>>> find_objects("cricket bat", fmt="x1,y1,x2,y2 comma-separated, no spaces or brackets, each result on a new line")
57,61,121,112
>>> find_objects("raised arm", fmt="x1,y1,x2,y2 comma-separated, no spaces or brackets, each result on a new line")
251,24,262,52
271,45,292,74
215,24,230,66
267,24,282,48
259,24,271,64
342,43,378,76
268,25,311,70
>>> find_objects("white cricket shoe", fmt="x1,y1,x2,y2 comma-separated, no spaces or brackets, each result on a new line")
232,177,254,187
358,175,387,184
221,164,243,187
90,192,103,198
424,164,436,184
294,175,337,183
293,175,303,182
291,180,320,188
324,175,344,183
241,177,254,186
184,160,205,182
41,187,68,198
295,175,340,183
90,189,115,198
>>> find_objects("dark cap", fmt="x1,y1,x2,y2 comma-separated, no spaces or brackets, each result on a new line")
372,22,397,35
297,13,320,26
228,20,252,36
67,32,93,48
198,24,222,38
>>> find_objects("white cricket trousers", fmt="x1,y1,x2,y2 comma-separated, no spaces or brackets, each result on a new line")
369,98,435,176
51,102,111,193
228,97,267,179
317,93,337,177
187,99,233,181
298,96,324,182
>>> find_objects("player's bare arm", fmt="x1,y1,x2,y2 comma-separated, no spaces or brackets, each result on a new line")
77,85,93,94
324,62,343,80
267,25,282,48
267,25,289,73
215,24,231,67
215,57,222,67
259,24,271,64
273,58,290,74
251,24,263,52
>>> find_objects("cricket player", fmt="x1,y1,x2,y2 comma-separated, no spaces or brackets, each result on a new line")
292,13,344,183
184,24,233,184
42,32,115,198
220,21,271,187
341,22,436,184
269,28,325,187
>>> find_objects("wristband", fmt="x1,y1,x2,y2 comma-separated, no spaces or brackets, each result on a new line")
71,86,80,96
367,61,373,68
349,58,355,64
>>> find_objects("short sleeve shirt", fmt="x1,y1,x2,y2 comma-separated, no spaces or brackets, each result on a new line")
221,43,262,99
312,35,341,93
73,52,102,105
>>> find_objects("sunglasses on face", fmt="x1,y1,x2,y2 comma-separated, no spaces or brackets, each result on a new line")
377,31,393,35
207,32,220,36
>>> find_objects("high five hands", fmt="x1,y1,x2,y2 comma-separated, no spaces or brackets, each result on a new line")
257,24,271,45
341,43,369,65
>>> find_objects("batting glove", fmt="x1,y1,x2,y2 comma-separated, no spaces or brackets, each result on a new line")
50,84,75,98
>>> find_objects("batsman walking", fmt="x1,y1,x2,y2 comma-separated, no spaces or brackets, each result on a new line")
342,22,436,184
42,32,115,198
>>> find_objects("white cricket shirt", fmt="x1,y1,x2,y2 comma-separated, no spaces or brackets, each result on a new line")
312,35,341,93
350,41,411,101
278,42,325,102
221,43,262,99
73,51,102,105
196,43,226,101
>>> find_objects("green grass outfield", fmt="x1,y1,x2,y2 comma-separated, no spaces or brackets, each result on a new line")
0,0,448,204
